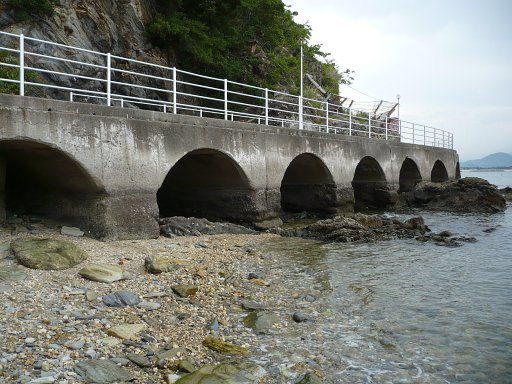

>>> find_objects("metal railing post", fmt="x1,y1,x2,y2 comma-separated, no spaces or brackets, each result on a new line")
224,79,228,120
69,92,73,102
19,33,25,96
106,53,111,106
326,101,329,132
412,123,415,144
173,67,177,114
349,108,352,136
368,114,371,138
423,125,426,145
265,88,268,125
433,127,436,147
299,96,303,129
385,116,388,140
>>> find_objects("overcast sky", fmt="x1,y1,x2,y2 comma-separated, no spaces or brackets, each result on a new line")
286,0,512,160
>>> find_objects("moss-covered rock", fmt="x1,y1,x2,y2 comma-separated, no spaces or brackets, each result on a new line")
202,336,248,356
11,237,87,270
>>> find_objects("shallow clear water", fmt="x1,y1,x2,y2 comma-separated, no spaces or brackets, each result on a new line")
251,173,512,383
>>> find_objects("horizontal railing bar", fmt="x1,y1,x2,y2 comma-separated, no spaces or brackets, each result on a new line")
177,79,223,93
25,51,106,70
0,62,20,69
24,82,107,95
110,80,173,94
110,55,173,72
0,77,19,84
0,31,20,38
111,67,173,82
24,36,108,56
0,47,20,54
227,89,266,101
27,66,107,83
175,67,224,82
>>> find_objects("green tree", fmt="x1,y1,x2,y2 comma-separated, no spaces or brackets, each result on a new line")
6,0,58,21
146,0,352,95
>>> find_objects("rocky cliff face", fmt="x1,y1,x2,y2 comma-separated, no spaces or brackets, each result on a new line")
2,0,161,59
1,0,173,100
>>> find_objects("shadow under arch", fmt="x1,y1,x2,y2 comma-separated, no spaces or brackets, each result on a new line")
280,153,337,214
0,139,105,224
399,157,422,192
157,148,257,223
352,156,393,211
431,160,449,182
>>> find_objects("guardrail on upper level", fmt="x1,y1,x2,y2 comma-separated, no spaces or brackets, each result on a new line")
0,31,453,149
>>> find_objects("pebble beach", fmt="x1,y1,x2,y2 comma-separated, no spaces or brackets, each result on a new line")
0,219,330,384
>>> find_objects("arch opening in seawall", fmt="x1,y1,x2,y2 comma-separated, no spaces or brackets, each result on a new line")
280,153,337,214
0,139,105,227
456,162,461,179
352,156,395,211
157,148,258,223
431,160,449,182
399,157,422,192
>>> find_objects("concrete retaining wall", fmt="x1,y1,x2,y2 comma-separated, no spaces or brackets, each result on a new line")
0,94,459,239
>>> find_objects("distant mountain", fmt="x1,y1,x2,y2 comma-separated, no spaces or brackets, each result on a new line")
461,152,512,168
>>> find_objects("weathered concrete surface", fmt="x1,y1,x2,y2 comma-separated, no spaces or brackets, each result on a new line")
0,94,459,239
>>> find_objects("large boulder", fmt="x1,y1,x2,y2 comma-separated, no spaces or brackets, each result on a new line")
11,238,87,270
175,363,265,384
406,178,506,213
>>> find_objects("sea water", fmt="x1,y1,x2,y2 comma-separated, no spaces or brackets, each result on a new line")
251,171,512,383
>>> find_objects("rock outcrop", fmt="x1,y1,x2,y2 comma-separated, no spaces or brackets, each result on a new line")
1,0,169,101
500,187,512,201
159,216,256,237
403,177,506,213
273,213,429,243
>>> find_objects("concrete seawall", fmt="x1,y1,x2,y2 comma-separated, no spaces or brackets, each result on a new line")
0,94,459,239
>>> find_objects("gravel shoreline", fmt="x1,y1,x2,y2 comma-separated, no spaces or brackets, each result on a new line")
1,221,327,383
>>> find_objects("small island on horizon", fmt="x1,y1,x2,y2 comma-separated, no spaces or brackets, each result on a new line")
460,152,512,170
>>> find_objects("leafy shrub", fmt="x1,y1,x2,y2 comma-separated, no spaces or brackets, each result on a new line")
0,51,39,95
146,0,352,95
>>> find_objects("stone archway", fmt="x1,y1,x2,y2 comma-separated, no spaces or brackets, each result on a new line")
0,139,105,226
157,148,257,223
399,157,422,192
431,160,449,182
352,156,395,211
280,153,337,214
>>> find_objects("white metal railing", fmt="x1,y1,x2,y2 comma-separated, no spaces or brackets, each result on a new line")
0,31,453,149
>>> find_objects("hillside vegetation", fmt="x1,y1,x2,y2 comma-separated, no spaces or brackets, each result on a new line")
1,0,353,101
145,0,352,95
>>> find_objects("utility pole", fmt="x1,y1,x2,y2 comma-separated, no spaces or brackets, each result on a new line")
396,94,400,122
299,41,303,130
